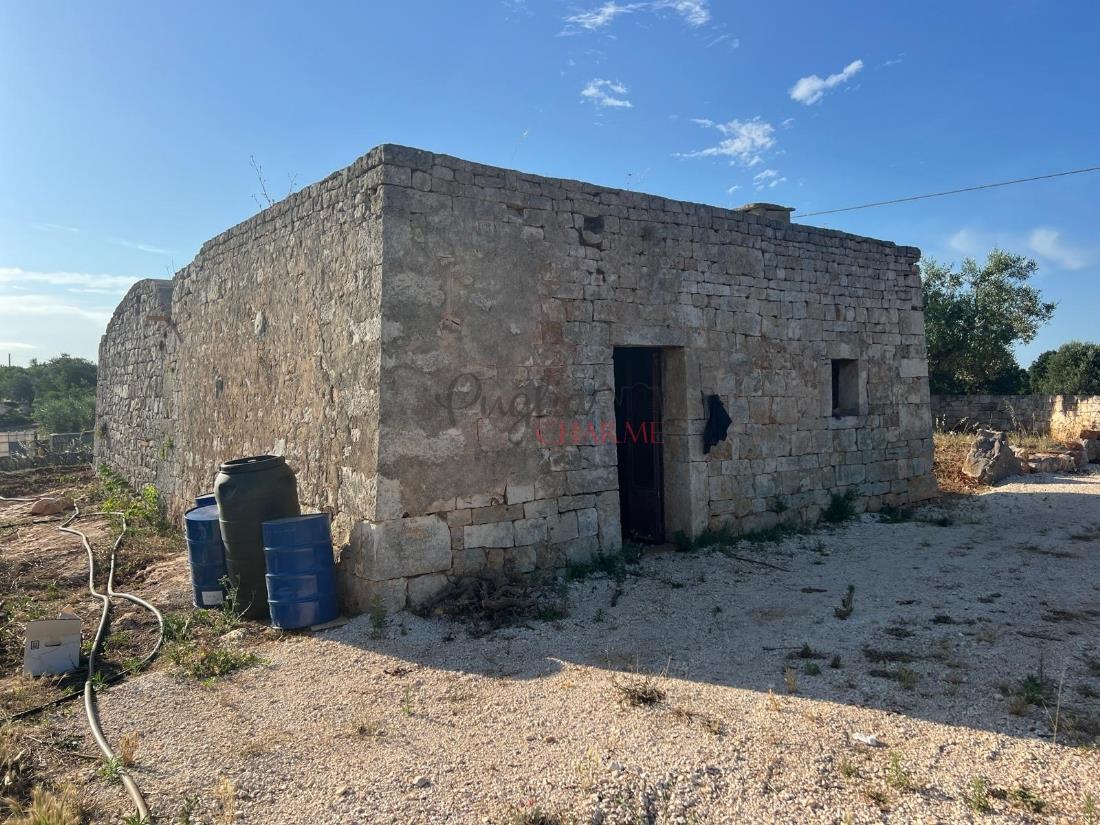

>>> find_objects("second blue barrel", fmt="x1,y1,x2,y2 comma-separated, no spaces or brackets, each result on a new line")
184,504,228,608
195,492,217,508
261,513,338,629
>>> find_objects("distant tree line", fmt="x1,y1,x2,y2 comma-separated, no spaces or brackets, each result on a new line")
922,249,1099,395
0,355,97,433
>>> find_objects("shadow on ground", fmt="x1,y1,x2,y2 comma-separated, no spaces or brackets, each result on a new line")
322,469,1100,747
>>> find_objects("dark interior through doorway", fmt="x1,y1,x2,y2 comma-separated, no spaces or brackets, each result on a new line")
613,347,665,543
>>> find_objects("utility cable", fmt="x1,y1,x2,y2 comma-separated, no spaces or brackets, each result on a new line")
793,165,1100,218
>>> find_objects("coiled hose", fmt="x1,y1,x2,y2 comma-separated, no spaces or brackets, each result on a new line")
1,493,165,821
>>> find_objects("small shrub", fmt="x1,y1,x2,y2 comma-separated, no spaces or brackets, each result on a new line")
823,488,858,523
886,751,911,790
506,808,565,825
783,667,798,694
788,643,826,660
177,795,200,825
1018,672,1053,705
803,662,822,676
215,776,236,824
117,730,139,767
5,785,82,825
1,724,34,801
829,654,843,669
879,505,912,523
369,597,387,634
98,756,123,784
838,758,858,779
1008,785,1046,814
834,585,855,620
964,777,992,814
611,672,665,707
167,642,260,680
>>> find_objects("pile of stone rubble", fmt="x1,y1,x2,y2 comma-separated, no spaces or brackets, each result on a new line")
962,428,1100,484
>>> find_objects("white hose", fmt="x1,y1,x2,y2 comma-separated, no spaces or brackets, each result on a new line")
1,491,163,821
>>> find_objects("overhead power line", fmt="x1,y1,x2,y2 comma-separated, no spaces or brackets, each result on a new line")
793,165,1100,218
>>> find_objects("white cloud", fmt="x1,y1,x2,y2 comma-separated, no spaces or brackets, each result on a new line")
678,117,776,166
30,223,174,256
1028,227,1090,270
651,0,710,26
726,184,741,194
780,117,795,129
752,168,787,190
0,267,139,292
581,78,633,108
108,237,175,256
0,341,37,350
705,32,738,49
564,2,644,30
947,228,983,256
789,59,863,105
947,226,1092,271
0,294,113,324
562,0,709,32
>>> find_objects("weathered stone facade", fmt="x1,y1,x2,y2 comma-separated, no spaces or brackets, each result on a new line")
95,278,174,492
932,394,1100,439
96,144,936,614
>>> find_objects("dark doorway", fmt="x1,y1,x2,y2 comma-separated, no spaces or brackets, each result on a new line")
613,347,665,543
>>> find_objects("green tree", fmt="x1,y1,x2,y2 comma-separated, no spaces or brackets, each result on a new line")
1028,341,1100,395
26,354,97,396
0,367,35,404
32,390,96,433
922,249,1055,394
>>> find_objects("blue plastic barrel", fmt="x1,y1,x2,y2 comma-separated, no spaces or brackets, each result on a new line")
195,492,217,508
261,513,339,629
184,504,228,608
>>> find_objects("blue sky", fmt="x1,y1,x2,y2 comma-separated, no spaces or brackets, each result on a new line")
1,1,1097,368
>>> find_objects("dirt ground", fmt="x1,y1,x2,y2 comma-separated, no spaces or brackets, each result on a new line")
2,465,1099,824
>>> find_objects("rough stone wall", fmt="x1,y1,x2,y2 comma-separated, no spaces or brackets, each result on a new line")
932,394,1100,438
94,279,174,491
164,150,386,545
342,145,935,612
97,144,936,616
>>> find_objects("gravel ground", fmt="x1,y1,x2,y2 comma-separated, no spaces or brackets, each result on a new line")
42,469,1100,823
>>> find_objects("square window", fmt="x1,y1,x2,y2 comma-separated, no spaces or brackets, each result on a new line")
831,359,859,417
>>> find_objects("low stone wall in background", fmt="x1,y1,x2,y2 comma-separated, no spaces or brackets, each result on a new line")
931,394,1100,438
0,450,92,472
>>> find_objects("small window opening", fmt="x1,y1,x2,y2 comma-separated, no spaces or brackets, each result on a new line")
831,359,859,417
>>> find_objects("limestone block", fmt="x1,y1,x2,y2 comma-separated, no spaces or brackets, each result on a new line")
452,547,487,577
511,545,537,574
464,521,516,548
547,510,579,543
514,517,548,545
565,467,617,495
576,507,598,537
506,482,535,504
962,430,1020,484
407,573,450,609
523,498,558,519
338,573,407,616
350,516,452,580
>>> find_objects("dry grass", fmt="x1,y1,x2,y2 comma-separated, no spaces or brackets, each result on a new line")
932,432,986,496
5,785,82,825
117,730,139,767
610,672,665,707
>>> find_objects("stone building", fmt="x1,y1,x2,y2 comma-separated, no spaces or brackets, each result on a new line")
95,144,936,614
